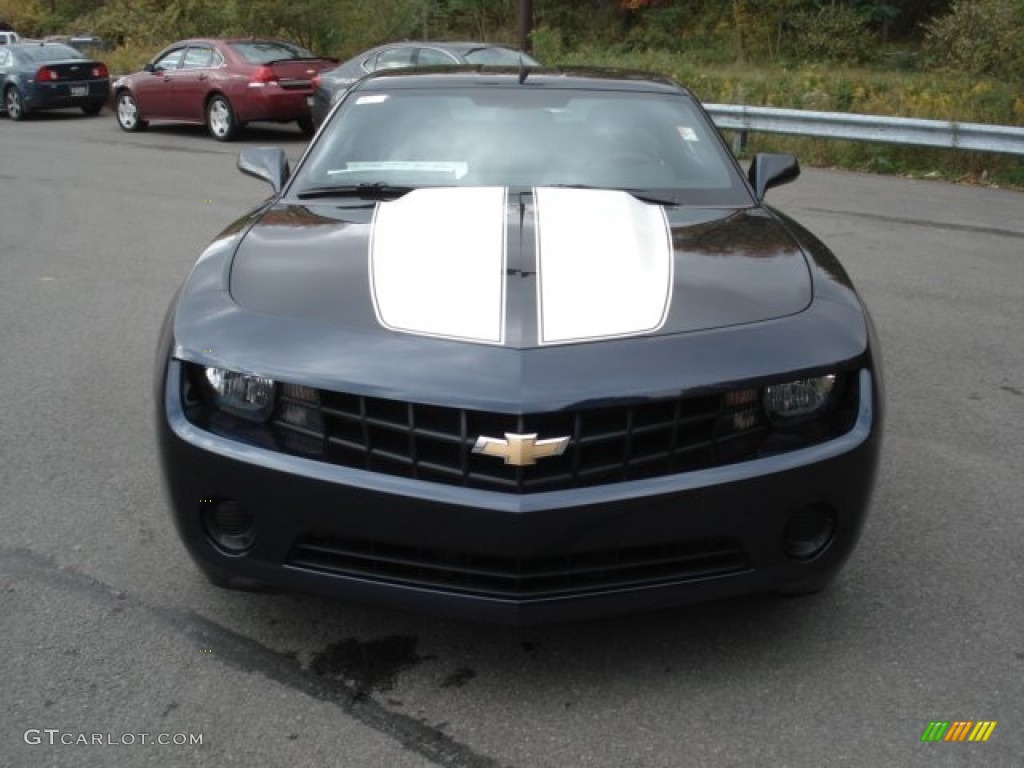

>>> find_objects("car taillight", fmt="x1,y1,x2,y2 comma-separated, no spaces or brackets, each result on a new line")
91,63,109,78
252,65,276,84
311,74,321,89
36,67,58,82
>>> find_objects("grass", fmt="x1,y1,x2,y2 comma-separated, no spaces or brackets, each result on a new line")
545,45,1024,187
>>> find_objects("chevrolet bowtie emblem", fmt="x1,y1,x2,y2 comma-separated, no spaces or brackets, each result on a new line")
472,432,570,466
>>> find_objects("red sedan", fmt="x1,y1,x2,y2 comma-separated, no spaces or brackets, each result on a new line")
112,38,336,141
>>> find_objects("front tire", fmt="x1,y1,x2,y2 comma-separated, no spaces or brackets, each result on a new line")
5,87,27,121
116,91,147,131
206,95,238,141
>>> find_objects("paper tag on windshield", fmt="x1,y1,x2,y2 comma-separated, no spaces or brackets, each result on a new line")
676,126,699,141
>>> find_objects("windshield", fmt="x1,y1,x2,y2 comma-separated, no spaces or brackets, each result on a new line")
229,40,317,63
17,44,86,62
293,84,749,206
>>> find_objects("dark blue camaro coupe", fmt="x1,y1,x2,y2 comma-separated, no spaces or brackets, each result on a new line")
156,68,883,624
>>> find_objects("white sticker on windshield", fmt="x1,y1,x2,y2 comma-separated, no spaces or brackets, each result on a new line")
355,94,389,105
327,161,469,179
677,126,699,141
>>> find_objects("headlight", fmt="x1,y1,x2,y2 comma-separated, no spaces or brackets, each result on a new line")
763,374,837,425
204,367,276,422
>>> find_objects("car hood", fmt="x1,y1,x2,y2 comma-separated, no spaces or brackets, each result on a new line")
228,188,811,351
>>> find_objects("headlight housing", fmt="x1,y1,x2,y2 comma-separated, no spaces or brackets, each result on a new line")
764,374,837,425
202,367,276,422
715,372,854,464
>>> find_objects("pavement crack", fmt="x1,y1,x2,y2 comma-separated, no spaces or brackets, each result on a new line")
801,207,1024,240
0,546,509,768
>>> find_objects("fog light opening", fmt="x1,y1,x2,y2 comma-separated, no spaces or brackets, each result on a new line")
782,504,836,561
201,498,256,554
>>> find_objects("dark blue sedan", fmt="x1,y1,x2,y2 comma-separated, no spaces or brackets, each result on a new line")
0,42,110,120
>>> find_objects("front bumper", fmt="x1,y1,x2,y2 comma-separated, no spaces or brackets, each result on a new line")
309,88,332,126
158,360,880,624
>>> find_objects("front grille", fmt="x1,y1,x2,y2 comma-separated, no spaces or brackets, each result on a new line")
288,536,749,600
184,364,859,494
271,389,746,493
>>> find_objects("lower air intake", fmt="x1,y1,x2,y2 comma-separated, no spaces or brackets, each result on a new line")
287,536,749,600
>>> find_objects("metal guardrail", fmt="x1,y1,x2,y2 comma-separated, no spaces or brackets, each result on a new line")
705,103,1024,156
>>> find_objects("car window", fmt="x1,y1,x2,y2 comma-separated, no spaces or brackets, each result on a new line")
369,48,415,72
18,44,86,62
182,46,215,70
229,41,316,63
462,47,539,66
153,49,185,71
416,48,459,66
295,86,749,206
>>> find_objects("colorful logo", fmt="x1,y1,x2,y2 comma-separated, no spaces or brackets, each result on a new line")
921,721,997,742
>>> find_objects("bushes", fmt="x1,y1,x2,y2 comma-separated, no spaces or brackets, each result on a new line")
550,45,1024,186
923,0,1024,80
787,6,875,64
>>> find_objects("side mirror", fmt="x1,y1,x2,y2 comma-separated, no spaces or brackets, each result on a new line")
144,62,156,73
238,147,290,194
748,153,800,201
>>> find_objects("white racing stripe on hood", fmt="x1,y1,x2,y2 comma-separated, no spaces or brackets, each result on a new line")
370,187,507,344
535,187,673,345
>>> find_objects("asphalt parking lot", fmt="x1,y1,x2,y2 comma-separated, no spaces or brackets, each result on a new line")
1,108,1022,767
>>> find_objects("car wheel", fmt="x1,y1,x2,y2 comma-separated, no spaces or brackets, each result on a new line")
116,91,147,131
297,116,315,137
81,103,103,116
206,95,238,141
5,87,26,121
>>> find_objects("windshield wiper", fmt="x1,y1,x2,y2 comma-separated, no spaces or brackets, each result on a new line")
296,183,416,201
544,184,678,207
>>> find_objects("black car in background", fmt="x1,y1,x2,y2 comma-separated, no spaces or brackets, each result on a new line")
157,68,883,624
309,41,539,126
0,41,109,120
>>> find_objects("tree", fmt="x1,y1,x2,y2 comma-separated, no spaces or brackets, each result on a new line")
924,0,1024,79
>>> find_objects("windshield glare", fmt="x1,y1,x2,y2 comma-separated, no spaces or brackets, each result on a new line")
294,86,748,205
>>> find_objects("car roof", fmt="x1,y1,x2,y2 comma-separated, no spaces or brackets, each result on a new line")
368,41,521,53
8,41,65,47
6,41,79,50
168,37,303,46
353,67,693,97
